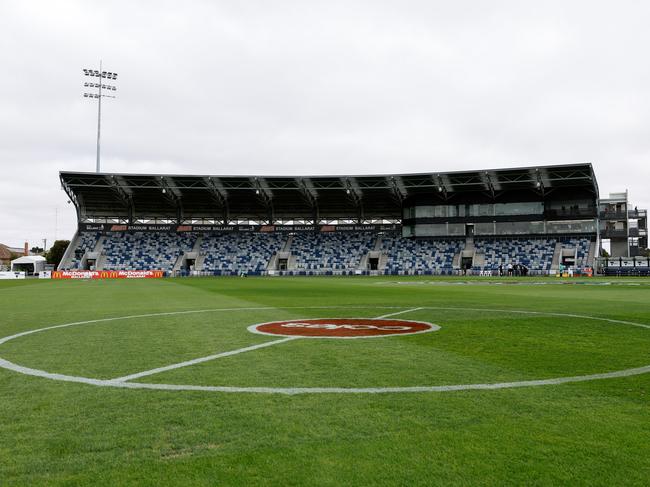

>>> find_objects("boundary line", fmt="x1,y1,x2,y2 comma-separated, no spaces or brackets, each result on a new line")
1,306,649,394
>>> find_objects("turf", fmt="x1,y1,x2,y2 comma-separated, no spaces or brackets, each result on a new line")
1,276,649,485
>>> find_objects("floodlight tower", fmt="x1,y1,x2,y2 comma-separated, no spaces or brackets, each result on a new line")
82,61,118,173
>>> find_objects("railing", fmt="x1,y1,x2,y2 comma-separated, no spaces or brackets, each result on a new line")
628,209,647,218
599,211,628,220
545,209,596,218
600,229,628,238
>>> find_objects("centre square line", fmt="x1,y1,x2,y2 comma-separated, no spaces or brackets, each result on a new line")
112,307,424,383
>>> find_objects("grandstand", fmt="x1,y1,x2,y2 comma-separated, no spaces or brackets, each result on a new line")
57,164,611,276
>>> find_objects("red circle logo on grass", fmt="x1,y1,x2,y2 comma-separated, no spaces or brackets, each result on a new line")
248,318,439,338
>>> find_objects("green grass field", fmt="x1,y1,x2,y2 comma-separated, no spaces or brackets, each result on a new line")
1,276,650,486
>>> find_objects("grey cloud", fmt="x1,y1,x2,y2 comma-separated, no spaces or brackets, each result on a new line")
0,0,648,247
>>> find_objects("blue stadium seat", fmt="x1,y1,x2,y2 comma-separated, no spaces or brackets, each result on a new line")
291,232,375,272
201,233,285,275
380,236,463,275
474,238,556,272
103,232,197,271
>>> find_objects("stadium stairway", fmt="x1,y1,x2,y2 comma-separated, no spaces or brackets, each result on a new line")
551,242,563,272
378,251,389,272
374,235,383,251
88,236,106,270
282,235,294,252
194,252,206,271
267,236,294,271
58,231,79,270
174,235,203,273
358,235,385,273
452,239,474,271
266,252,278,271
587,240,597,267
358,252,369,271
355,235,386,273
473,250,485,268
452,251,461,269
461,239,475,268
60,232,103,270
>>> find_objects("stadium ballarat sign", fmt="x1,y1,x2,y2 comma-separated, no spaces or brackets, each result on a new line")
78,223,400,233
52,270,164,279
249,318,438,338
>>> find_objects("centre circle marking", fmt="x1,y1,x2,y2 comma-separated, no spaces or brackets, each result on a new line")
248,318,438,338
0,306,649,394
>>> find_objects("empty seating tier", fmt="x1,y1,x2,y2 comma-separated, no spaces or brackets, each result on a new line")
474,238,556,272
290,232,375,272
201,233,285,275
103,232,197,271
68,231,595,275
381,236,463,275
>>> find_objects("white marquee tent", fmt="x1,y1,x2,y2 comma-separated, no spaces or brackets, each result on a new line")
10,255,47,276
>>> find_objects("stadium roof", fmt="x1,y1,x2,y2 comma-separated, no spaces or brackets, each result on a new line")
60,163,599,223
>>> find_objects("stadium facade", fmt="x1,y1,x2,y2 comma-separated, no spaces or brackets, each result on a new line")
57,163,648,276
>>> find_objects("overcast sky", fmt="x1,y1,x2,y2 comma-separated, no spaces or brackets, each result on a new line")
1,1,649,248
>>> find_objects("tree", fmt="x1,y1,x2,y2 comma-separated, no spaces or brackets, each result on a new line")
46,240,70,268
31,246,44,254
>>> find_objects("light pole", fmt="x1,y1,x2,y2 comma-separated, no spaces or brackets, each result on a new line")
83,61,118,173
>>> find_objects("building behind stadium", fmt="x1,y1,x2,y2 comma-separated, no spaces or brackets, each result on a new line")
55,163,648,277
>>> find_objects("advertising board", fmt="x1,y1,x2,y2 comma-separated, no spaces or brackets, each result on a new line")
52,270,164,279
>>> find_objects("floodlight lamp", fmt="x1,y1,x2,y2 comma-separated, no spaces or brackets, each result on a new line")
346,189,351,194
255,189,260,195
438,186,443,192
162,188,166,194
536,181,541,188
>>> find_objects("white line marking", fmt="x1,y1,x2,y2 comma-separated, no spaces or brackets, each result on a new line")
1,306,649,394
374,307,423,319
0,306,408,348
119,308,429,380
113,337,299,382
1,357,649,395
